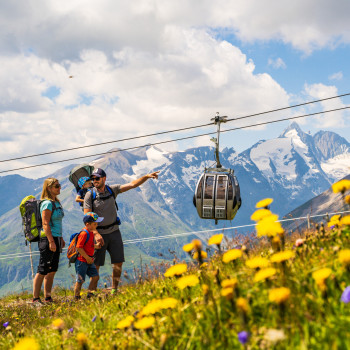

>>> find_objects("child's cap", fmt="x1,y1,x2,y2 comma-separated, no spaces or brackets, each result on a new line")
78,176,91,188
83,212,104,224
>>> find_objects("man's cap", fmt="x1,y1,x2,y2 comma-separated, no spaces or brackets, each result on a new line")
78,176,91,189
83,212,104,224
91,168,106,178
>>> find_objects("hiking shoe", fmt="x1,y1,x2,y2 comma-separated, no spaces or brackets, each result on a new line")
74,296,82,301
110,289,117,295
32,298,43,307
44,296,54,303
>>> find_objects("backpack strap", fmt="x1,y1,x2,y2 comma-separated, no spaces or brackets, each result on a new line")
89,186,118,212
81,228,90,245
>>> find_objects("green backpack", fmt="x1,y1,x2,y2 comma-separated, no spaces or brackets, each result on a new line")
19,196,56,243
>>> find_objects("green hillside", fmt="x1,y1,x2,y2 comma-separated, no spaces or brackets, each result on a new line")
1,184,350,350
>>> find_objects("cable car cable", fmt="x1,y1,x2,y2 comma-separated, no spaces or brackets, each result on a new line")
0,105,348,174
0,92,349,164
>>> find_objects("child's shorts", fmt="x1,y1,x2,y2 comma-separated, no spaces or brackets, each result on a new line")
75,260,99,283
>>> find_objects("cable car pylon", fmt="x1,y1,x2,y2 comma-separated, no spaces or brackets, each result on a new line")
193,112,242,224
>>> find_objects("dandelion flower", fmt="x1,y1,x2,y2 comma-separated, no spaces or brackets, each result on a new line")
176,275,199,290
312,268,332,288
341,286,350,303
221,278,238,288
13,337,39,350
268,287,291,304
270,250,295,263
164,263,187,277
246,257,270,269
202,284,209,295
250,209,273,222
140,300,162,316
236,298,249,313
193,251,208,260
76,333,88,345
256,198,273,209
339,250,350,266
116,316,134,329
52,318,65,330
222,249,242,263
208,233,224,246
183,243,194,253
254,268,277,282
256,216,283,237
221,287,234,299
341,215,350,226
161,298,178,309
332,179,350,194
134,316,155,330
345,195,350,205
192,239,202,250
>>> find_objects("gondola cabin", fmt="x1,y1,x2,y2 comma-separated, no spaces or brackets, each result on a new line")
194,168,241,222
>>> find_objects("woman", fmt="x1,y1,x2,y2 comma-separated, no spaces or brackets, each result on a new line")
32,178,65,304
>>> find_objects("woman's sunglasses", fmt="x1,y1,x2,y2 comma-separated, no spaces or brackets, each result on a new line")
53,183,61,188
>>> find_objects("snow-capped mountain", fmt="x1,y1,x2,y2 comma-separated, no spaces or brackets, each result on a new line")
0,122,349,295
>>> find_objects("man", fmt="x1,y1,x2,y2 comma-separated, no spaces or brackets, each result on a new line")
83,168,159,294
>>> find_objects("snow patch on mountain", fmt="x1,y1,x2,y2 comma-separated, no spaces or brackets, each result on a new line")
321,153,350,180
132,147,170,175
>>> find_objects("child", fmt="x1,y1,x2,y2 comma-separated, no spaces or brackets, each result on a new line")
75,177,92,208
74,212,103,300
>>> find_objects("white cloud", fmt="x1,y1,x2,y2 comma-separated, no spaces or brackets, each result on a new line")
329,72,343,81
268,57,286,69
0,27,289,178
303,83,348,128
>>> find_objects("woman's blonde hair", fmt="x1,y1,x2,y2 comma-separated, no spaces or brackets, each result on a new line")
41,178,60,202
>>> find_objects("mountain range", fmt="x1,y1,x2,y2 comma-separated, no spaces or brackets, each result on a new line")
0,122,349,295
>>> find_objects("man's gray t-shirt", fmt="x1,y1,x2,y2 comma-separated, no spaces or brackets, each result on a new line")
83,184,121,234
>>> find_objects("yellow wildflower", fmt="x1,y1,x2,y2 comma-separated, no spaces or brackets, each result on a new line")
52,318,65,330
221,278,238,288
221,287,234,299
256,198,273,209
251,209,273,222
222,249,243,263
340,215,350,226
246,256,270,269
268,287,291,304
193,251,208,260
236,298,249,313
183,242,194,253
256,216,284,237
328,214,341,227
13,337,39,350
134,316,155,330
312,268,332,286
164,263,187,277
339,249,350,266
208,233,224,246
161,298,178,309
270,250,295,263
345,195,350,205
332,179,350,194
116,316,134,329
176,275,200,290
140,300,162,316
254,268,277,282
192,239,202,250
202,284,209,295
76,333,88,345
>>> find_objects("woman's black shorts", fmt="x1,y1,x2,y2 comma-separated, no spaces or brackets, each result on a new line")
37,236,61,275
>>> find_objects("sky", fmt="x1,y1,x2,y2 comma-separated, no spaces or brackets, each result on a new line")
0,0,350,179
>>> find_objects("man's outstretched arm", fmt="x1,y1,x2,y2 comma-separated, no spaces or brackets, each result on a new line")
120,171,159,193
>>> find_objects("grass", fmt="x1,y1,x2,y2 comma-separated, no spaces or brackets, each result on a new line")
0,192,350,349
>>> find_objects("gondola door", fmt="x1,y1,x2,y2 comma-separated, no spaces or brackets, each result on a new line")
202,174,216,219
215,175,228,219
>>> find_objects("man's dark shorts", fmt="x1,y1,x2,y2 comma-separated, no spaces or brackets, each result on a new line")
94,229,125,266
37,236,61,275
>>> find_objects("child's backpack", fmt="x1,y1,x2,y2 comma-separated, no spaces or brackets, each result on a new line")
19,196,56,244
67,229,90,265
69,164,94,192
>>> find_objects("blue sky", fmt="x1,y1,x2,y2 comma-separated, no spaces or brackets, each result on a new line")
0,1,349,178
